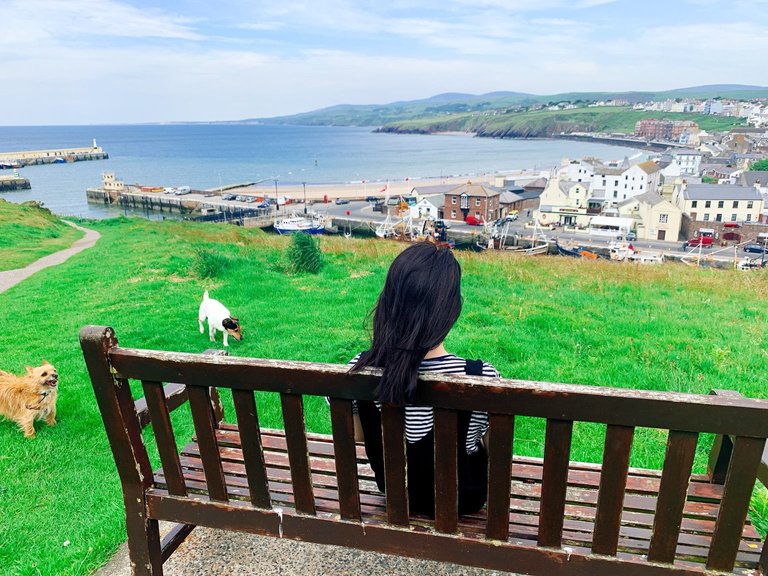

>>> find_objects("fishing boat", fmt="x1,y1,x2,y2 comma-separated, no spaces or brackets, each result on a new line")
555,241,582,258
503,222,549,255
375,214,420,240
274,213,326,235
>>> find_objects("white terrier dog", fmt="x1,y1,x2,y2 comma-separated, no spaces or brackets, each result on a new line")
198,291,242,347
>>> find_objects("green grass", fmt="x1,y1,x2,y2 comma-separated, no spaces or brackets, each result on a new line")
0,211,767,574
0,199,84,271
382,106,746,137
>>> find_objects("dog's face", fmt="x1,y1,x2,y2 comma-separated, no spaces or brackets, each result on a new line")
25,362,58,390
222,317,243,341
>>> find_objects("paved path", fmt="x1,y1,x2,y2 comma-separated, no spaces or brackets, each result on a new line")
0,221,100,294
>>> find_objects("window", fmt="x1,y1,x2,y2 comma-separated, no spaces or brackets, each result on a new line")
475,198,481,207
659,214,668,224
692,200,698,208
733,201,739,208
704,213,710,221
451,196,457,205
451,210,456,218
715,214,722,222
613,191,617,198
747,214,752,222
615,180,619,186
602,179,606,186
730,214,737,222
748,201,754,209
717,201,724,208
705,201,711,208
475,211,481,218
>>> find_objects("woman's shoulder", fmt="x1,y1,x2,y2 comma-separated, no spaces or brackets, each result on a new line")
421,354,500,378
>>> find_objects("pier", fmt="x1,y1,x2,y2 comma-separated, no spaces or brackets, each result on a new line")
0,139,108,167
0,173,31,191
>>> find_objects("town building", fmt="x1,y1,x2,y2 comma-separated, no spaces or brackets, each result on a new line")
617,192,682,241
671,182,764,227
442,182,501,223
672,149,703,176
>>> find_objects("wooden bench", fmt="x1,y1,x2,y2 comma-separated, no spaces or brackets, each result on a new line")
80,326,768,576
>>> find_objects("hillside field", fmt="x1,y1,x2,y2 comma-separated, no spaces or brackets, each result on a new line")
0,204,766,574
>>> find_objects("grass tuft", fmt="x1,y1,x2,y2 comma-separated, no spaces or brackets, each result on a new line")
191,247,233,279
287,233,323,274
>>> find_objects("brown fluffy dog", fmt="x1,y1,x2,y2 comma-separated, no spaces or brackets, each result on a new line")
0,362,58,438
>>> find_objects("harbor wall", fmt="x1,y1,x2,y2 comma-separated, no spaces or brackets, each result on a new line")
0,176,31,191
0,147,108,166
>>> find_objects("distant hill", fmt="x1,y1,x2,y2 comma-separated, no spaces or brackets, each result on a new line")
248,85,768,128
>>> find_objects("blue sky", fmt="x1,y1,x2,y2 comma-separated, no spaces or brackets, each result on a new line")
1,0,767,125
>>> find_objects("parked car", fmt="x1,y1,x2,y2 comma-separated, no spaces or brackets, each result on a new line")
244,196,256,203
465,216,484,226
222,194,237,201
625,231,637,241
365,196,379,203
335,198,350,205
257,201,271,209
687,236,714,248
743,244,768,254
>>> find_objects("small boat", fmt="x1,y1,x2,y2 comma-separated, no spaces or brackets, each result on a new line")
274,214,325,235
556,241,582,258
627,250,664,264
737,257,766,270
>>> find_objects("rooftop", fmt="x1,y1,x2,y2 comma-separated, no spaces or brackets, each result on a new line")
682,183,762,201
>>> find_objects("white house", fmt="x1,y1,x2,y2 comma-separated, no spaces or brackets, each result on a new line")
673,149,703,176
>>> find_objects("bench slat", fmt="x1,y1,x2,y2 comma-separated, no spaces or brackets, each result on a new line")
592,424,634,555
141,380,187,497
538,419,573,548
329,398,362,521
280,393,317,515
486,413,514,541
707,435,766,572
231,389,271,508
187,385,228,502
381,404,409,526
649,430,698,563
433,408,458,533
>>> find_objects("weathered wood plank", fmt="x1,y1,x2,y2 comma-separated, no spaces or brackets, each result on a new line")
381,404,409,526
160,523,195,563
707,435,766,572
486,413,514,541
649,431,698,563
79,326,162,575
538,419,573,548
187,385,228,502
592,425,634,555
231,389,271,508
433,408,458,534
329,398,361,521
280,393,316,515
108,348,768,437
141,380,187,496
135,383,187,430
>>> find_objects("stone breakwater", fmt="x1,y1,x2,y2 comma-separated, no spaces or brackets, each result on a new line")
0,144,108,167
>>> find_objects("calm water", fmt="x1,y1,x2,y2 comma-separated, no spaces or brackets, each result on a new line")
0,124,639,218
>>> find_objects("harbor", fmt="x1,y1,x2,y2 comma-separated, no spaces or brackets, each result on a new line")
0,139,108,167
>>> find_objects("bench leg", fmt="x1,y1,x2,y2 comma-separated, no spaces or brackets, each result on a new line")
125,508,163,576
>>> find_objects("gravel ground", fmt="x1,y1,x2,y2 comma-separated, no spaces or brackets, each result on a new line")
97,524,512,576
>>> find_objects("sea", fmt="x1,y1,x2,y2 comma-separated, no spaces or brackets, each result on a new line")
0,124,642,218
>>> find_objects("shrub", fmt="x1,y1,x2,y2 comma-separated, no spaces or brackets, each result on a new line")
288,233,323,274
192,247,232,278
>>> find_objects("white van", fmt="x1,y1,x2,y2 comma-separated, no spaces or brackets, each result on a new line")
175,186,191,195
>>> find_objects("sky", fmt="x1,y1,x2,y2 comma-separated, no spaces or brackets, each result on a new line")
1,0,767,125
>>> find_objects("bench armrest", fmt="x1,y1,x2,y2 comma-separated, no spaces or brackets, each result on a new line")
135,349,226,430
708,389,768,488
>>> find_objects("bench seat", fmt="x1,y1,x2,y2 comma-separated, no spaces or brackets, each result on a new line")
80,326,768,576
147,424,763,572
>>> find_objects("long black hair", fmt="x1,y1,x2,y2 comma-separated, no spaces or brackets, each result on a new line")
351,241,463,404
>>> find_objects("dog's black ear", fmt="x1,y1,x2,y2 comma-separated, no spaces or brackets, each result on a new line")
223,317,238,330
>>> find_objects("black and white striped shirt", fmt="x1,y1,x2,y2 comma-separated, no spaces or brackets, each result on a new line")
349,353,499,454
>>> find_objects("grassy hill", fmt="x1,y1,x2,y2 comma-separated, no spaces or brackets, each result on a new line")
1,207,767,574
253,84,768,128
0,199,83,271
377,106,747,138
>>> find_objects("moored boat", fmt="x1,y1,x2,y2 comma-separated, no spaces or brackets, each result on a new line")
274,214,326,235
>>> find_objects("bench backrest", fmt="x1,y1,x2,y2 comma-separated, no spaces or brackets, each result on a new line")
80,326,768,574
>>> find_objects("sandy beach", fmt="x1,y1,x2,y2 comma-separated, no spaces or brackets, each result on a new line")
225,169,546,202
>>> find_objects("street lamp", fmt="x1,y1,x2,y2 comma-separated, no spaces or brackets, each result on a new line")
302,181,307,215
273,178,279,211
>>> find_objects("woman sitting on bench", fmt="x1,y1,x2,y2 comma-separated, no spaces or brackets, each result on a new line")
349,241,499,516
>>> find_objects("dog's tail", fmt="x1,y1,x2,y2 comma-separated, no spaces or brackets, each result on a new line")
203,290,209,301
